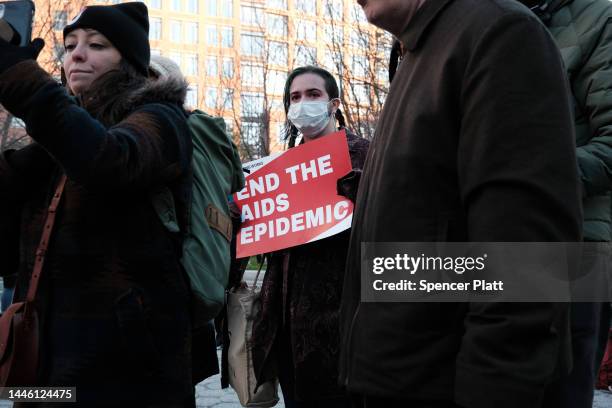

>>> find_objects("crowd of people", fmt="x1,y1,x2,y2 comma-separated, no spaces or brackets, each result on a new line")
1,0,611,407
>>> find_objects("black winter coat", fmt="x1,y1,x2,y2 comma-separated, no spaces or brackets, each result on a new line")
251,132,369,401
0,60,197,407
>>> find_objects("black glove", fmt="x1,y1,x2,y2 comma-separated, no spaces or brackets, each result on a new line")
337,169,362,204
0,37,45,75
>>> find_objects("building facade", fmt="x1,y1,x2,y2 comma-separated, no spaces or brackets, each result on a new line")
28,0,391,159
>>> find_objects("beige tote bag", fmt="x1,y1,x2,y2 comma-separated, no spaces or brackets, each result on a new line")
227,269,279,407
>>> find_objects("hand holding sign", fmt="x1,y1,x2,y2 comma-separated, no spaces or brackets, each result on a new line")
234,130,353,258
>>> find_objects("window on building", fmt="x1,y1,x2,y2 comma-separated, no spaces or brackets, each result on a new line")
323,24,343,45
53,42,65,62
296,20,316,42
186,84,198,108
295,0,316,15
149,18,162,40
241,5,264,26
170,20,182,42
267,14,287,37
267,41,288,66
206,25,218,46
220,26,233,47
267,0,287,10
353,84,370,105
53,11,67,31
266,70,286,96
222,89,234,110
241,92,265,117
295,45,316,66
322,0,342,19
147,0,162,9
352,54,368,78
270,98,284,112
168,52,182,68
221,0,233,18
186,0,198,13
350,28,369,48
206,56,218,77
183,22,197,43
224,118,234,137
323,50,340,74
276,121,286,143
240,121,261,153
184,53,198,76
377,66,388,83
351,4,367,23
241,32,264,57
171,0,181,12
377,35,393,56
206,87,218,109
241,63,264,87
222,58,234,79
206,0,217,16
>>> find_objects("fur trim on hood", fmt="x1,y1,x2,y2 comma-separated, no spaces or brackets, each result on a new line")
84,69,188,126
125,72,188,111
79,57,188,126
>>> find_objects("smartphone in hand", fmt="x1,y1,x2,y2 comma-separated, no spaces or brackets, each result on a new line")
0,0,35,46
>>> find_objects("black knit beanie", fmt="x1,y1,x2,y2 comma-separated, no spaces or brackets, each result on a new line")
63,2,150,76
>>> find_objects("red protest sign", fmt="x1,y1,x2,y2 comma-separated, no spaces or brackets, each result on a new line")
234,130,353,258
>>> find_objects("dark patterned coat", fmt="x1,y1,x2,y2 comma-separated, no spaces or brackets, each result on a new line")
0,60,195,407
251,132,369,401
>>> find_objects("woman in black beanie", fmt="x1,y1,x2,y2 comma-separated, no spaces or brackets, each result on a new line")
0,3,197,406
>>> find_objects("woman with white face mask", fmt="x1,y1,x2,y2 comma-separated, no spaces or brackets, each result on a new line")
250,66,370,408
284,67,344,146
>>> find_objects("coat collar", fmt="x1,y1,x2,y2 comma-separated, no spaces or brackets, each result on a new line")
531,0,574,14
548,0,573,12
400,0,455,52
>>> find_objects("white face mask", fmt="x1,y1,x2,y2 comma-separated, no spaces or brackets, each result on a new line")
287,100,337,138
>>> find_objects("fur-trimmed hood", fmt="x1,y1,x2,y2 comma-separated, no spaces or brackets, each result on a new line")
77,66,188,126
123,73,188,113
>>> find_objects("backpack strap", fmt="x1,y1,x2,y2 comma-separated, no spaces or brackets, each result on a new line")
152,189,233,243
205,204,232,242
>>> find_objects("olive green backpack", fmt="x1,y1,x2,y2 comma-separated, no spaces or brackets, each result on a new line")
153,110,244,328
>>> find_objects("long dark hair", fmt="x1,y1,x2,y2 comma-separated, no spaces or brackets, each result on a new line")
78,59,147,126
282,66,347,148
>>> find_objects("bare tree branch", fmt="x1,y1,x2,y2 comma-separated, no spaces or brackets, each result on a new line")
316,0,392,140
